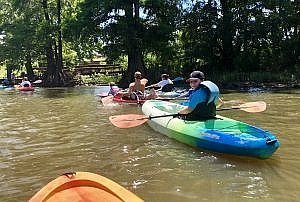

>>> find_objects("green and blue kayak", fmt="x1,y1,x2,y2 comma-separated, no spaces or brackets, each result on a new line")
142,100,280,159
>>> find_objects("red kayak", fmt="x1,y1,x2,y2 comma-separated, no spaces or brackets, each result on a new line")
112,93,147,104
17,86,34,91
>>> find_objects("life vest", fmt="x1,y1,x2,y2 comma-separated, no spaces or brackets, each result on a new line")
184,81,219,121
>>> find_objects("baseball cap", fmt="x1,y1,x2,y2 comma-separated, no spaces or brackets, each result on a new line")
186,71,205,82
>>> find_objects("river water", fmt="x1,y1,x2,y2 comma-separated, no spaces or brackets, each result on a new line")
0,87,299,202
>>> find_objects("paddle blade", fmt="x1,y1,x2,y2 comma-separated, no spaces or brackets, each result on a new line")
97,92,109,98
101,95,114,106
239,101,266,112
109,114,148,128
141,78,148,85
33,79,42,84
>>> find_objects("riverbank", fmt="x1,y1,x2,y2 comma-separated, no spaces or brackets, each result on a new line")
77,71,300,91
219,81,300,92
2,70,298,92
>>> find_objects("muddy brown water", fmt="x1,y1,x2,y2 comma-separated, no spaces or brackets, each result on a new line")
0,87,299,201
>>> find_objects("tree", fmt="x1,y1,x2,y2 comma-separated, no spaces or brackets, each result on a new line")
0,0,41,81
181,0,299,80
0,0,77,86
41,0,67,86
74,0,181,87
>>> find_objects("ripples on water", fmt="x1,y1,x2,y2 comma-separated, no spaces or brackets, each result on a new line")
0,87,299,201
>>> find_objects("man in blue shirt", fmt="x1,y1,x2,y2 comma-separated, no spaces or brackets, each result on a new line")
178,71,220,120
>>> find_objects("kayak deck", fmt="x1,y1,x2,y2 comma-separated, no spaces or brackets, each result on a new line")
142,100,280,159
29,172,143,202
112,93,147,104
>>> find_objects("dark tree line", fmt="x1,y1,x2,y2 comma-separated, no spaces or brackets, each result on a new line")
181,0,299,81
0,0,299,86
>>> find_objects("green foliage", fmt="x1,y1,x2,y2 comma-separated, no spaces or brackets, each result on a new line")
181,0,299,78
0,0,298,86
72,0,182,84
80,73,121,85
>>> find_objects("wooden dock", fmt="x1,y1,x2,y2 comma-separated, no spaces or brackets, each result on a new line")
32,62,124,76
74,63,124,75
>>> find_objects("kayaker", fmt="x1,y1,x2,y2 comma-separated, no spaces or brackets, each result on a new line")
20,77,32,87
177,71,220,120
148,74,173,89
108,82,119,96
2,78,10,86
121,71,157,100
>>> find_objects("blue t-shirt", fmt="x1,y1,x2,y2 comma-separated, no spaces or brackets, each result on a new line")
188,88,208,110
180,88,208,109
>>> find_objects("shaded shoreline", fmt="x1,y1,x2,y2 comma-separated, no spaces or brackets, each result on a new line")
83,81,300,93
219,81,300,93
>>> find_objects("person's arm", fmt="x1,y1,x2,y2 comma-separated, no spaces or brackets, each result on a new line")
156,80,164,88
146,83,157,89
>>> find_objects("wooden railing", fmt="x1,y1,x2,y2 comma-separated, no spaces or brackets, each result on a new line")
32,63,125,76
74,64,124,75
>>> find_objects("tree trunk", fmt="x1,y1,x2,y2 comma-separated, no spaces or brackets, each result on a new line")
25,53,35,81
6,65,12,82
42,0,66,87
57,0,63,71
220,0,234,71
119,1,145,88
42,0,56,73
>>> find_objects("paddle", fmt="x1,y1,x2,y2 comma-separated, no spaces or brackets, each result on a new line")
155,97,188,101
145,77,183,89
97,92,109,98
101,95,114,106
109,101,267,128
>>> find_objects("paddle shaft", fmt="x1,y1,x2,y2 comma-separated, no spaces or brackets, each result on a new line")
139,114,178,120
155,97,187,101
142,105,260,120
216,106,242,111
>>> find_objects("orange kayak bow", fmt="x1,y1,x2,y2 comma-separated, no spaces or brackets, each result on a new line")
29,172,143,202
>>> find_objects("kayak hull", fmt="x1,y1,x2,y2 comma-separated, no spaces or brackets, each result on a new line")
142,100,280,159
0,85,14,90
17,86,34,91
29,172,143,202
113,93,147,104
